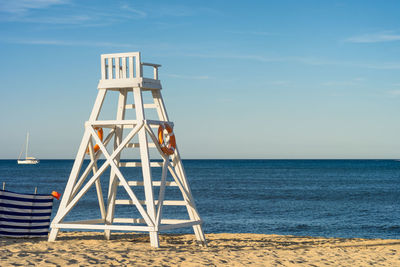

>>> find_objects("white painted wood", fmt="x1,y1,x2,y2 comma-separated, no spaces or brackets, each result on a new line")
125,103,157,109
89,122,155,227
136,52,142,78
113,218,144,224
48,228,59,241
87,119,168,128
153,89,207,245
64,219,105,224
159,220,203,231
167,164,195,208
70,129,115,199
154,67,158,80
49,87,108,241
89,120,138,126
50,52,206,248
133,86,159,247
88,138,106,219
98,78,161,90
146,119,173,127
105,89,127,240
152,90,170,121
119,162,163,167
142,62,161,80
129,56,134,78
141,62,161,68
70,129,115,198
113,218,191,224
54,223,152,232
101,57,106,80
58,155,111,221
123,181,177,186
89,89,107,121
155,161,168,226
115,200,186,206
146,93,206,244
125,142,156,148
144,124,170,161
101,52,140,61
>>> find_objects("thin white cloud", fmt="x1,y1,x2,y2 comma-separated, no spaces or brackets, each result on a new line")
0,1,148,26
153,6,219,17
181,52,400,70
346,31,400,43
0,1,215,26
0,0,67,14
18,14,91,24
119,4,147,19
5,38,135,48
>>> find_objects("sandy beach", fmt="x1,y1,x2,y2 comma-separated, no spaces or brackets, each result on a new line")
1,232,399,266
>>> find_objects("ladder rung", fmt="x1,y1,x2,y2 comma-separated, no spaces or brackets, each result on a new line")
115,200,186,206
113,125,164,129
122,181,178,186
119,162,163,167
125,143,156,148
125,104,157,109
113,218,192,224
114,218,145,223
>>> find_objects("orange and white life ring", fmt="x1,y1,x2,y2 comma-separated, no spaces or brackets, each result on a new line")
158,123,176,155
86,127,103,154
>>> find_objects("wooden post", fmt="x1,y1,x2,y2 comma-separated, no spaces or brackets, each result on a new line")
49,89,107,242
105,89,127,240
153,90,207,245
134,87,159,247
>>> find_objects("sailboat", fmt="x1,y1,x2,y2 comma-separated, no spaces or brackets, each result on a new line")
17,132,39,165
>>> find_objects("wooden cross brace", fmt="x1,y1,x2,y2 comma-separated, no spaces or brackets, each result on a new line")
52,121,156,228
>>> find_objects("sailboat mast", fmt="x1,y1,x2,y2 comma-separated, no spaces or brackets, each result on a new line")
25,132,29,159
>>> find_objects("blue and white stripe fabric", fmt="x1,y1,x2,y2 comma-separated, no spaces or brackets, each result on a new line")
0,190,53,237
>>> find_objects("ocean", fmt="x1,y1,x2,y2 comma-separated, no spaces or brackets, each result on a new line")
1,159,400,239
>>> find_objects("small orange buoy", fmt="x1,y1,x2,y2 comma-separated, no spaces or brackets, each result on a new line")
158,123,176,156
86,127,103,154
51,191,61,200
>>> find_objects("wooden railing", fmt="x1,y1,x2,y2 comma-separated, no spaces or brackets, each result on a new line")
100,52,161,81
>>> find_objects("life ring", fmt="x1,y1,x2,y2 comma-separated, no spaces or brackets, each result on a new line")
86,127,103,154
158,123,176,155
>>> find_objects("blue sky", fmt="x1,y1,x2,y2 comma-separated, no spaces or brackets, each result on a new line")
1,0,400,159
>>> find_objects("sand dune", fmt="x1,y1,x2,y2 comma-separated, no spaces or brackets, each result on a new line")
1,232,400,266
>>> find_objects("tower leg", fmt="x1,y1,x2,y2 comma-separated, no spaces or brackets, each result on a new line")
105,89,127,240
48,228,59,242
88,139,106,220
48,129,92,241
174,158,207,245
152,90,207,246
49,89,107,242
134,87,159,247
150,231,160,248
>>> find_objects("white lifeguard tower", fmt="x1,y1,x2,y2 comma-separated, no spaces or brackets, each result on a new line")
48,52,206,247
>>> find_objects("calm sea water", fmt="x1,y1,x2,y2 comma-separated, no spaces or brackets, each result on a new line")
1,159,400,239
